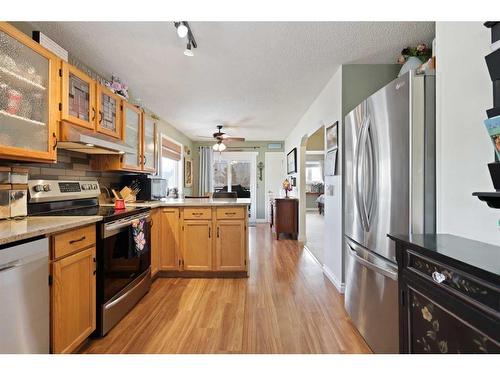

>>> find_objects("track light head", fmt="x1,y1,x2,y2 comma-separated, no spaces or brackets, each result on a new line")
175,22,188,38
184,42,194,57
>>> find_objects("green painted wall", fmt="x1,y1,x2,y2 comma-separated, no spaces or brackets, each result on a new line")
341,64,401,118
192,141,283,220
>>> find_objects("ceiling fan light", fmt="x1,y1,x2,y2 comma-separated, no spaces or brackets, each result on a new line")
219,143,226,151
184,42,194,57
176,22,188,38
212,143,220,151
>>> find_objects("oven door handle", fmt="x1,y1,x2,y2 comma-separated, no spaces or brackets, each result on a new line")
103,213,151,238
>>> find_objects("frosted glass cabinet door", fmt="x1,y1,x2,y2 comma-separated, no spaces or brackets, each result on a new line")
0,23,57,161
122,103,142,170
142,116,156,172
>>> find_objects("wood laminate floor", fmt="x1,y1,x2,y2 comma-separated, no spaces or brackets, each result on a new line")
81,224,371,354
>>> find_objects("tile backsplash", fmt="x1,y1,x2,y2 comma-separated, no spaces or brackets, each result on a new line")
0,150,131,190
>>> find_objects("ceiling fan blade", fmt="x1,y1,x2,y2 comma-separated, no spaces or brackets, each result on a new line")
195,135,215,139
222,137,246,142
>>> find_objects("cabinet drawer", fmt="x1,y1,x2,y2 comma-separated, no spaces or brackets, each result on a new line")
52,224,96,260
216,207,245,220
406,250,500,318
183,208,212,220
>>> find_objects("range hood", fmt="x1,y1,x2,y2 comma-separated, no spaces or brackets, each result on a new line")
58,122,135,155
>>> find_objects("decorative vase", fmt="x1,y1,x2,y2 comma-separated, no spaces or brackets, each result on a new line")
398,56,423,77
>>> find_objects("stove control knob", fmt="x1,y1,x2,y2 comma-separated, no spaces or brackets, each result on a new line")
33,184,44,192
92,184,98,190
43,184,51,192
82,184,88,190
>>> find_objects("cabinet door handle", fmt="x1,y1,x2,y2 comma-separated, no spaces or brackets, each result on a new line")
98,110,103,124
91,107,96,121
192,212,202,216
432,271,446,284
69,236,86,244
208,227,211,238
217,227,219,238
52,132,58,150
143,155,147,165
225,212,236,216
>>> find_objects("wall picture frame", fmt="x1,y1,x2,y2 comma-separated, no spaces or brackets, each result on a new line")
325,148,337,176
287,148,297,174
184,158,193,187
326,121,338,151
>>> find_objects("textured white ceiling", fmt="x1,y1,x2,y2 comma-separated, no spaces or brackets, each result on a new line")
29,22,434,141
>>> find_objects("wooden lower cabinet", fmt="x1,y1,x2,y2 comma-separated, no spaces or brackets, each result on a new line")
51,246,96,354
155,205,248,276
160,208,180,270
215,220,246,271
150,208,161,276
182,220,213,271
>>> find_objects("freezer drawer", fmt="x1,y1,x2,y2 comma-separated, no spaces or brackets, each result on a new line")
344,237,399,353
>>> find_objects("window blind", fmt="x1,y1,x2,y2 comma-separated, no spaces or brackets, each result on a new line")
161,138,182,161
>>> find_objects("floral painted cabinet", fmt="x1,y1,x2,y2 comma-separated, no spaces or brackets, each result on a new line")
406,286,499,353
390,234,500,354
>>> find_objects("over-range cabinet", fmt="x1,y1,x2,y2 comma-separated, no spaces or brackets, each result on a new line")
343,71,436,353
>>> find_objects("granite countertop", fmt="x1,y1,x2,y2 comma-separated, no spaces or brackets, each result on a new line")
0,216,102,246
101,198,251,209
388,233,500,277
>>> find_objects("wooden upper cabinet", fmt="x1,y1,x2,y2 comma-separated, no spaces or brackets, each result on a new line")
182,220,212,271
215,220,246,271
121,101,142,171
95,83,121,139
51,246,96,354
0,22,58,162
142,114,156,172
61,61,96,130
160,208,180,271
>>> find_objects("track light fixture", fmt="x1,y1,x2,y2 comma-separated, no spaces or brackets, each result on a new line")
173,21,197,56
174,22,188,38
184,41,194,57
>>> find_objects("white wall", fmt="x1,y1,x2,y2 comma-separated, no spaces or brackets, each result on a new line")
284,66,343,288
436,22,499,245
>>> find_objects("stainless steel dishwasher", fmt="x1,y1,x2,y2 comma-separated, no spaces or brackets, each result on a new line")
0,236,49,353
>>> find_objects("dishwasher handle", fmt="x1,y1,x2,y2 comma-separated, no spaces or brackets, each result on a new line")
0,260,21,273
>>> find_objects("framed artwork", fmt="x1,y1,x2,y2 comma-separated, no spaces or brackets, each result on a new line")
326,121,338,151
287,148,297,174
184,158,193,187
325,149,337,176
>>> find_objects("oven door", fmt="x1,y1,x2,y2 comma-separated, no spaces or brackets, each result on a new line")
101,212,151,303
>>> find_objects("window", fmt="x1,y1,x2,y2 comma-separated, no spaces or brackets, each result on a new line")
161,156,180,189
306,161,323,184
160,135,183,193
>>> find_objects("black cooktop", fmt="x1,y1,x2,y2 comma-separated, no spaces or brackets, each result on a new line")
28,198,150,223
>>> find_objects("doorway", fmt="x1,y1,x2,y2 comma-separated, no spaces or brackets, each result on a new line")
264,152,286,222
304,126,325,264
212,151,258,223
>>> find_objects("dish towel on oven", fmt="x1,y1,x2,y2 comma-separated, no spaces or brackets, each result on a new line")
131,218,146,256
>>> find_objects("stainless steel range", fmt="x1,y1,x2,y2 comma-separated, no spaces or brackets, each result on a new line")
28,180,152,336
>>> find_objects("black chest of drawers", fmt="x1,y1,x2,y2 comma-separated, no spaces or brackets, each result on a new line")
388,234,500,354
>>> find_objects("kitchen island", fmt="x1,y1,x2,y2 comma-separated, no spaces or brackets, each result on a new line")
130,198,251,278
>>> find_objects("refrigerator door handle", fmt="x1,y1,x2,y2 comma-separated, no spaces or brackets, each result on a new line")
346,238,398,280
356,115,371,232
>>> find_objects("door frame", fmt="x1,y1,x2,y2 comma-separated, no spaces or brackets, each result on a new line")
264,152,285,222
212,151,257,223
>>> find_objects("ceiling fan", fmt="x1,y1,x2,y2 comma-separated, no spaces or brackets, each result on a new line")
200,125,245,151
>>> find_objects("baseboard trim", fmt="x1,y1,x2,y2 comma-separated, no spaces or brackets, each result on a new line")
322,265,345,294
303,244,322,266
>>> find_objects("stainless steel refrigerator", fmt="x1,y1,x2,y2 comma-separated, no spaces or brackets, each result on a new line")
343,71,435,353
